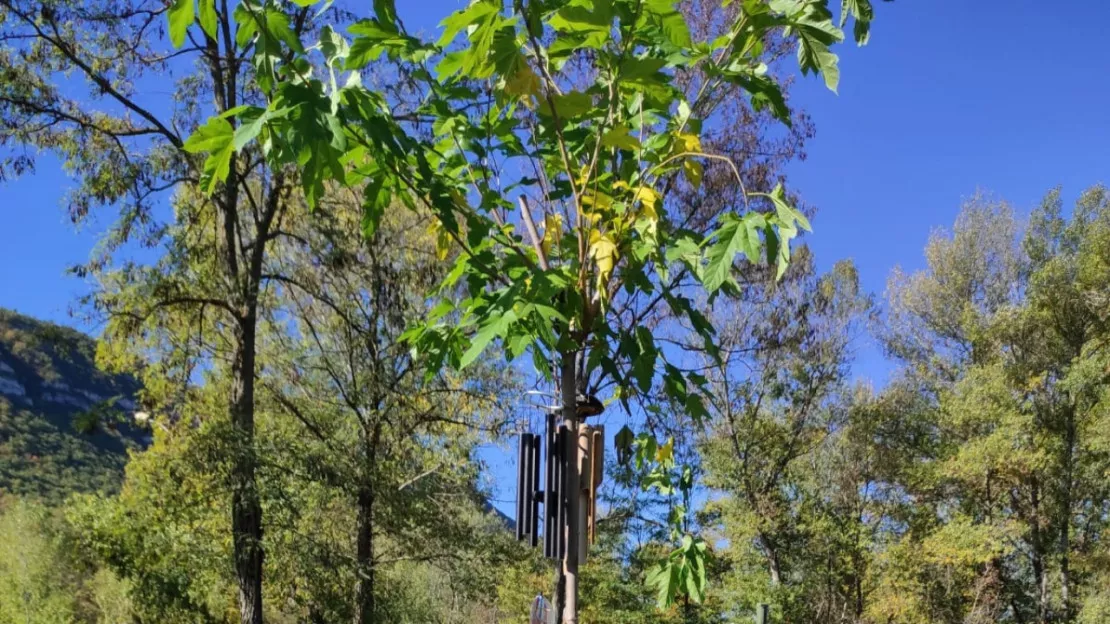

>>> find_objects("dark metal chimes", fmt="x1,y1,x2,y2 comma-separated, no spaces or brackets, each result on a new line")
517,410,602,561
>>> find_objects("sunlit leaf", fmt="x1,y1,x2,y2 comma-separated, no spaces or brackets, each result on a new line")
167,0,195,48
183,117,234,193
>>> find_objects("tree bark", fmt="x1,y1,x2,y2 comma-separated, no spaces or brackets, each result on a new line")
231,313,264,624
355,482,376,624
1059,407,1076,623
209,12,263,622
1029,479,1048,624
760,532,783,586
355,422,381,624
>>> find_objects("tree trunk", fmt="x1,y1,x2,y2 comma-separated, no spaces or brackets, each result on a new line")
559,351,580,624
231,314,264,624
209,20,261,621
1029,479,1048,624
355,421,382,624
1059,408,1076,623
760,532,783,586
355,482,375,624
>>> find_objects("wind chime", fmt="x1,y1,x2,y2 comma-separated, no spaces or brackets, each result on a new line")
515,406,605,562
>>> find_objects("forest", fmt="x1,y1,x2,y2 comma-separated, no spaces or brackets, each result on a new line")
1,1,1109,623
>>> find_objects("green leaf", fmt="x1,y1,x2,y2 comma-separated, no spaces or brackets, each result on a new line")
197,0,218,39
549,1,613,38
686,392,710,424
729,70,791,125
632,326,657,393
347,20,428,68
231,107,270,151
614,425,635,465
600,125,641,151
802,39,840,92
841,0,875,44
184,117,233,153
634,433,658,470
683,541,708,602
437,1,499,48
460,311,516,369
537,91,593,119
346,37,382,70
642,0,692,48
264,9,305,54
777,0,845,92
184,117,234,193
373,0,399,28
646,561,679,608
620,57,667,81
703,213,760,292
320,25,350,67
234,4,258,48
361,176,389,238
755,183,812,232
167,0,195,48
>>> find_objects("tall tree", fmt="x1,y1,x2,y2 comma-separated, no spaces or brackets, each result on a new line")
700,249,875,622
0,2,326,620
875,187,1110,624
257,195,514,622
67,195,521,623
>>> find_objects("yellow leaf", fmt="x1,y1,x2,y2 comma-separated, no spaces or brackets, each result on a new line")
541,213,563,258
576,164,592,189
502,62,541,101
683,160,703,189
635,187,660,217
656,437,674,463
581,189,614,212
589,229,618,285
428,219,452,261
675,132,701,153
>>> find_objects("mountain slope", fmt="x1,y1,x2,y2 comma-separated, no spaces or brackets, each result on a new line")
0,308,145,502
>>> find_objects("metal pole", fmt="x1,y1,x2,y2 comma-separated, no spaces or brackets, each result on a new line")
559,351,579,624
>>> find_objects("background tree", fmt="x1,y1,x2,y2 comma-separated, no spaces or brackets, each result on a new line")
67,194,523,623
871,187,1110,624
0,499,89,623
256,194,516,622
0,1,334,620
700,249,875,622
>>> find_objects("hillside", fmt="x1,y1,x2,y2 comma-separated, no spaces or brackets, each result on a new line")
0,308,146,502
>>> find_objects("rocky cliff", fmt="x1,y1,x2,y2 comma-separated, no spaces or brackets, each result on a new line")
0,308,146,501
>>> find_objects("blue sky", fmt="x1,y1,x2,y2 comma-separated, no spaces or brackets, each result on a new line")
4,1,1107,358
780,0,1110,382
1,0,1108,506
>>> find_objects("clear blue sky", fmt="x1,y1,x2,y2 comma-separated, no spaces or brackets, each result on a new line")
779,0,1110,382
4,1,1107,353
1,0,1108,504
